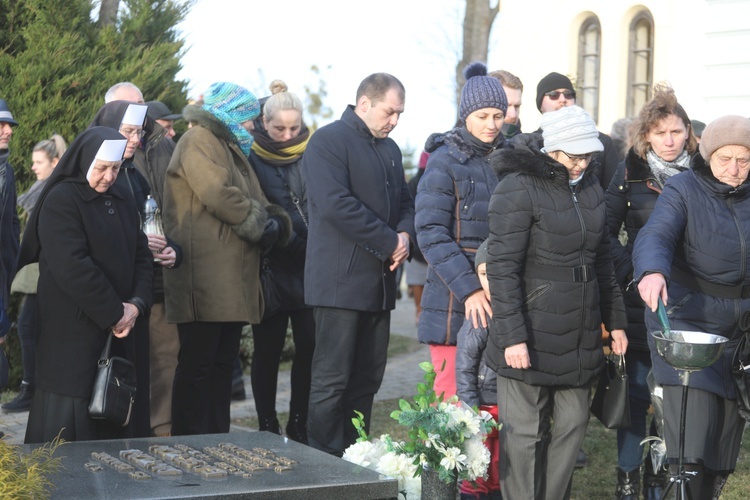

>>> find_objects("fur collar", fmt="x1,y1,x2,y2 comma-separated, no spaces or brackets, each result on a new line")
624,148,653,181
182,105,235,145
490,146,570,187
424,128,481,161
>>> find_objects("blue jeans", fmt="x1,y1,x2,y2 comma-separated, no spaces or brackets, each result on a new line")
617,349,655,472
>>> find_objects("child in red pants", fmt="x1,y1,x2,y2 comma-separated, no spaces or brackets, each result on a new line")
456,239,502,499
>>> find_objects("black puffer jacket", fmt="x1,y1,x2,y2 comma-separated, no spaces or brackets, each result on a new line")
485,147,627,387
605,148,662,351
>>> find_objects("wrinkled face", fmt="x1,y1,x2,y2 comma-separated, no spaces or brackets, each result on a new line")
646,114,688,162
264,109,302,142
540,88,575,113
156,119,176,140
119,124,144,159
358,88,404,139
503,87,522,125
31,151,57,181
465,107,504,143
477,263,490,299
551,150,596,181
88,159,122,193
0,122,12,150
710,145,750,188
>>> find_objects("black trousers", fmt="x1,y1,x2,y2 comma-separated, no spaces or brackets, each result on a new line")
171,321,242,435
307,307,390,456
251,308,315,419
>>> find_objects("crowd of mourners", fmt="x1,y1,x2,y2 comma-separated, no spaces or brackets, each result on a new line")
1,61,749,500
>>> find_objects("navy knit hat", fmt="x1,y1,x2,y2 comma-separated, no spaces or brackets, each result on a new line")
536,72,575,111
459,62,508,121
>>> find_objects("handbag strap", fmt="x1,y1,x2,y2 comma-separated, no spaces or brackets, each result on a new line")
98,333,114,363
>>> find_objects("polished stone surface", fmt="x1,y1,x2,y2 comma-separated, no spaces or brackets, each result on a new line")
24,431,397,499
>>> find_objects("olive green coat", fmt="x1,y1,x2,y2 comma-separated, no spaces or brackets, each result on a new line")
163,106,277,324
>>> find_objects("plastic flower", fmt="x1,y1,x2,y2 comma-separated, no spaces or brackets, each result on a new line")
439,446,467,472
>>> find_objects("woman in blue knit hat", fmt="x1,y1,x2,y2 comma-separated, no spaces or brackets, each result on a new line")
163,82,291,436
415,61,509,404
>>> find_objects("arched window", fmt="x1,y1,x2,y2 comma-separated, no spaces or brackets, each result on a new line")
577,16,601,122
627,11,654,116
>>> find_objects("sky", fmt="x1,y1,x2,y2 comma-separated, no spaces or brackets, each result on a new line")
176,0,500,163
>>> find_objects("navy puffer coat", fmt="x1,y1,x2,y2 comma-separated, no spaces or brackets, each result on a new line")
633,154,750,398
485,147,627,387
415,129,501,345
605,148,663,351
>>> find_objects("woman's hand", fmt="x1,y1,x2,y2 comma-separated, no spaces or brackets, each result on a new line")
146,233,168,257
505,342,531,369
464,289,492,328
155,246,177,268
610,329,628,356
112,302,139,338
637,273,668,312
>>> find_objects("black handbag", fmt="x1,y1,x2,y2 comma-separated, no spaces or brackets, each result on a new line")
730,331,750,421
260,257,283,320
88,333,137,427
591,353,631,429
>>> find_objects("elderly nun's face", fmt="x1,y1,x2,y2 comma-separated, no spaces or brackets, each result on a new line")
710,145,750,187
89,159,122,193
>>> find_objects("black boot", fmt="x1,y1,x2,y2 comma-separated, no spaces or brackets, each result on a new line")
285,413,308,444
642,454,668,500
258,415,281,435
616,467,640,500
2,381,34,413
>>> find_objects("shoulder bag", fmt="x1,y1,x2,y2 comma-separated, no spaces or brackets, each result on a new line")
88,333,137,427
590,353,631,429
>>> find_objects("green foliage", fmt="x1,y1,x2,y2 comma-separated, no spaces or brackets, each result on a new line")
303,65,334,132
0,434,66,499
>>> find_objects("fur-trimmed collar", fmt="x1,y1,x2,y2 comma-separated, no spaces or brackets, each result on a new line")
183,105,235,145
489,146,571,188
624,148,653,181
424,127,493,162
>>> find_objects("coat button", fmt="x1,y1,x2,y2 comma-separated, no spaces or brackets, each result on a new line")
108,208,115,215
242,170,248,176
105,200,112,206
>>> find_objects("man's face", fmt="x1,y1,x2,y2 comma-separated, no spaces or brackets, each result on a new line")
0,122,12,150
112,87,145,104
156,119,176,140
503,87,522,125
540,88,575,113
358,88,404,139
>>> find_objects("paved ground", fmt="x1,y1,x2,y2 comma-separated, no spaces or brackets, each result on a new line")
0,292,429,444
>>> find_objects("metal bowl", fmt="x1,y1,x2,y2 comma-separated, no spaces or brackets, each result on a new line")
650,330,729,371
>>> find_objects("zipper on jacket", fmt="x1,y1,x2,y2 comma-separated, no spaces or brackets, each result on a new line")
571,185,587,384
727,197,747,281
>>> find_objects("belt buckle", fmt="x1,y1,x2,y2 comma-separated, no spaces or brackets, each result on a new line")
574,265,589,282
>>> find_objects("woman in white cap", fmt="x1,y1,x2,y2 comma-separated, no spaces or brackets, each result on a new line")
18,126,153,443
485,105,628,498
634,115,750,498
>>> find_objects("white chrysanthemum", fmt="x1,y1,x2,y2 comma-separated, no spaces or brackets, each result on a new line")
404,473,421,499
425,432,442,448
439,446,466,472
342,439,386,468
376,451,419,498
463,435,491,480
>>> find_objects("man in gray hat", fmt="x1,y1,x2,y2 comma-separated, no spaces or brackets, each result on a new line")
146,101,181,141
0,99,20,336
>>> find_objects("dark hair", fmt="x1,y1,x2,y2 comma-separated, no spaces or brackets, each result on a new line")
632,83,698,159
356,73,405,106
489,69,523,91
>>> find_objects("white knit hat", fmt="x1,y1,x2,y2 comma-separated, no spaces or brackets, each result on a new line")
541,106,603,154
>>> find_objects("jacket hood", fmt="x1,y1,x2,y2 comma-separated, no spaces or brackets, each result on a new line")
490,145,570,187
182,105,235,145
424,127,502,162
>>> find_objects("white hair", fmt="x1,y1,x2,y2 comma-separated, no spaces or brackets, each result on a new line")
104,82,144,103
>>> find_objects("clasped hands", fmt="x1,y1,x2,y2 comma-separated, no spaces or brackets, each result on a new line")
112,302,139,338
147,233,176,268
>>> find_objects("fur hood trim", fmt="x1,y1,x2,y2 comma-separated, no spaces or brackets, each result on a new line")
183,105,235,145
424,128,483,162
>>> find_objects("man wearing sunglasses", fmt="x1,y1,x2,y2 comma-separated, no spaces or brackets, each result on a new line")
511,72,620,191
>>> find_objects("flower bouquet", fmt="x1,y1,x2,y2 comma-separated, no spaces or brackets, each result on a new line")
343,362,497,499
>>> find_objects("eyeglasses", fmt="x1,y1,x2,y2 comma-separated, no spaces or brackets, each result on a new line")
119,126,146,139
559,150,596,165
545,90,576,101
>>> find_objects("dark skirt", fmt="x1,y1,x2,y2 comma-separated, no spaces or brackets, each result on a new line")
662,385,744,473
24,389,130,444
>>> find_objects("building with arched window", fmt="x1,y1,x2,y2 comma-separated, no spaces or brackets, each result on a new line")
491,0,750,134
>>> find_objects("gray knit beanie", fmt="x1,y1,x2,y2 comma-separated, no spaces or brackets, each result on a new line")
699,115,750,161
475,238,489,270
459,62,508,121
541,106,603,155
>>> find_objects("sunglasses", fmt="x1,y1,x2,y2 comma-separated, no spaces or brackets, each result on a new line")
545,90,576,101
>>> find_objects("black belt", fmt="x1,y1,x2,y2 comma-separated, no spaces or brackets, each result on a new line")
671,266,750,300
524,263,595,283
